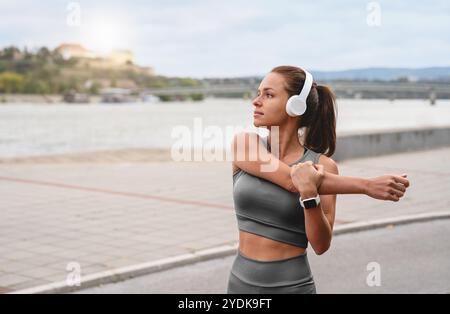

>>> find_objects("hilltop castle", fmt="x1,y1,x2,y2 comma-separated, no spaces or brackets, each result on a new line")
55,43,154,75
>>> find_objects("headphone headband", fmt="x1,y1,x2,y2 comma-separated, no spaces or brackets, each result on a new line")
298,69,313,103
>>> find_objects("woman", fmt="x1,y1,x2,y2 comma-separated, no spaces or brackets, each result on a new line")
228,65,410,294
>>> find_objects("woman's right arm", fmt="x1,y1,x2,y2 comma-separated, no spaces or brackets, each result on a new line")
232,132,297,191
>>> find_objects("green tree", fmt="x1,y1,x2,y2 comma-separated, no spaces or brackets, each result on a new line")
178,78,199,87
89,81,101,94
0,46,21,61
0,72,24,93
36,47,51,61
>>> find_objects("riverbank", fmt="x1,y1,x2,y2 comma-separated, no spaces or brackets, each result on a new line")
0,94,103,104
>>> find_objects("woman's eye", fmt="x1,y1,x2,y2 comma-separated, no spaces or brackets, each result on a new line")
256,92,273,98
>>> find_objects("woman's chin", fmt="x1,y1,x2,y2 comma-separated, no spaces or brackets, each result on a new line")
253,120,267,128
253,118,263,127
253,122,267,128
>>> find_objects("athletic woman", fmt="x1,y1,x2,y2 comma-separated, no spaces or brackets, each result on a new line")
228,65,410,294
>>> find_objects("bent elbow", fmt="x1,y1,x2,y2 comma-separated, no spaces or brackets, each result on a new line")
312,242,331,256
314,247,329,256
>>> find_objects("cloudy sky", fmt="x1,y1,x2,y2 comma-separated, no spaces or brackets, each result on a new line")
1,0,449,77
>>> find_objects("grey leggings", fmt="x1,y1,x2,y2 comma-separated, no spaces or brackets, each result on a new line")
227,250,316,294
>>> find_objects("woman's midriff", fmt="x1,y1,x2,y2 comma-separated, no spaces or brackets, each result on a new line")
239,230,306,261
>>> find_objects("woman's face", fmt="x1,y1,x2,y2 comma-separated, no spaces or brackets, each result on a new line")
252,72,290,127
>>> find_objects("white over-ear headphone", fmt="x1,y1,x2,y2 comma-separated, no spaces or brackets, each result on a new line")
285,68,314,117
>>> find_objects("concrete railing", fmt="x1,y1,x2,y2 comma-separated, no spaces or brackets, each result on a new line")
333,126,450,161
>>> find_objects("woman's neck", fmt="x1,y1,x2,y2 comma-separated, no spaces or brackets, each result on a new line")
267,124,303,160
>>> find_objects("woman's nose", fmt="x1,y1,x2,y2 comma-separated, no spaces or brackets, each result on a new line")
252,95,262,106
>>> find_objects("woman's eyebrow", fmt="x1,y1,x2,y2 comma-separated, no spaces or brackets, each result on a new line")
258,87,275,92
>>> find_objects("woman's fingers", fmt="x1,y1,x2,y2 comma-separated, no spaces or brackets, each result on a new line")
395,174,410,188
291,161,324,190
390,174,410,201
387,179,407,200
389,187,404,198
367,174,410,202
388,193,400,202
391,181,406,193
315,164,325,176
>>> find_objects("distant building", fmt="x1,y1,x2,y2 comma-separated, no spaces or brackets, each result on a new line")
56,44,134,66
108,49,134,65
54,43,154,75
55,43,96,60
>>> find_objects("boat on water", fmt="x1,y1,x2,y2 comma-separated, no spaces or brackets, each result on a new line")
100,88,134,103
63,91,90,104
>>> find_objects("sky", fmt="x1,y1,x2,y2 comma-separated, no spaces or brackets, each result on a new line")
0,0,449,78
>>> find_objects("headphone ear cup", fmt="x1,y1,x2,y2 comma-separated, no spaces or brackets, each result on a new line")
286,96,295,116
286,96,307,117
297,99,307,116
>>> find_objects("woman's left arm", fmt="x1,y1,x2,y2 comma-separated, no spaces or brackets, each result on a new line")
294,156,337,255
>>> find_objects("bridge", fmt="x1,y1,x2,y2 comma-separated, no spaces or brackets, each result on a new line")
141,81,450,104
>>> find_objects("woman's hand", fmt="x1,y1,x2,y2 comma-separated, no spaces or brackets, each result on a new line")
364,174,410,202
290,161,325,196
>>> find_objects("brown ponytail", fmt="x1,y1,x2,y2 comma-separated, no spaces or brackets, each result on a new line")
271,66,338,157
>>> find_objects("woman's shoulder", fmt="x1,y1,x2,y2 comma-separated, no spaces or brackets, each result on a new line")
301,146,338,172
316,153,339,174
231,131,266,172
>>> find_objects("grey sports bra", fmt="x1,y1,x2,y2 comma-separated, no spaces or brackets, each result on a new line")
232,136,322,248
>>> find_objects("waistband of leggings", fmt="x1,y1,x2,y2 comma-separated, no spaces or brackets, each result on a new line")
231,250,314,287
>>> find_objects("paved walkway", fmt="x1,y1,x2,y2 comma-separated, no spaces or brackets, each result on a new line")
0,147,449,293
76,219,450,294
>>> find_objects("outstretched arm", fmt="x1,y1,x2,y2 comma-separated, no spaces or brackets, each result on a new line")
318,170,409,201
232,132,409,200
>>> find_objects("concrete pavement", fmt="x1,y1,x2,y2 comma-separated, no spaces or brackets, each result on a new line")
74,219,450,294
1,147,450,293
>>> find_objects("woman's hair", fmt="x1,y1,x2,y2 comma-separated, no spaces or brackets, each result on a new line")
270,65,337,157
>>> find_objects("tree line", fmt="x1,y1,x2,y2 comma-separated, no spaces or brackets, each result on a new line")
0,46,201,95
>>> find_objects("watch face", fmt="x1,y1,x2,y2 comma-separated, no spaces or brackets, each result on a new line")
303,199,317,209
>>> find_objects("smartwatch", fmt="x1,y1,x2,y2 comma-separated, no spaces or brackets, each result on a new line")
299,194,320,209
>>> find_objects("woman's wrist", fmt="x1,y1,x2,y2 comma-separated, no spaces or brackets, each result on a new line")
362,177,371,195
319,171,371,195
298,184,318,198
